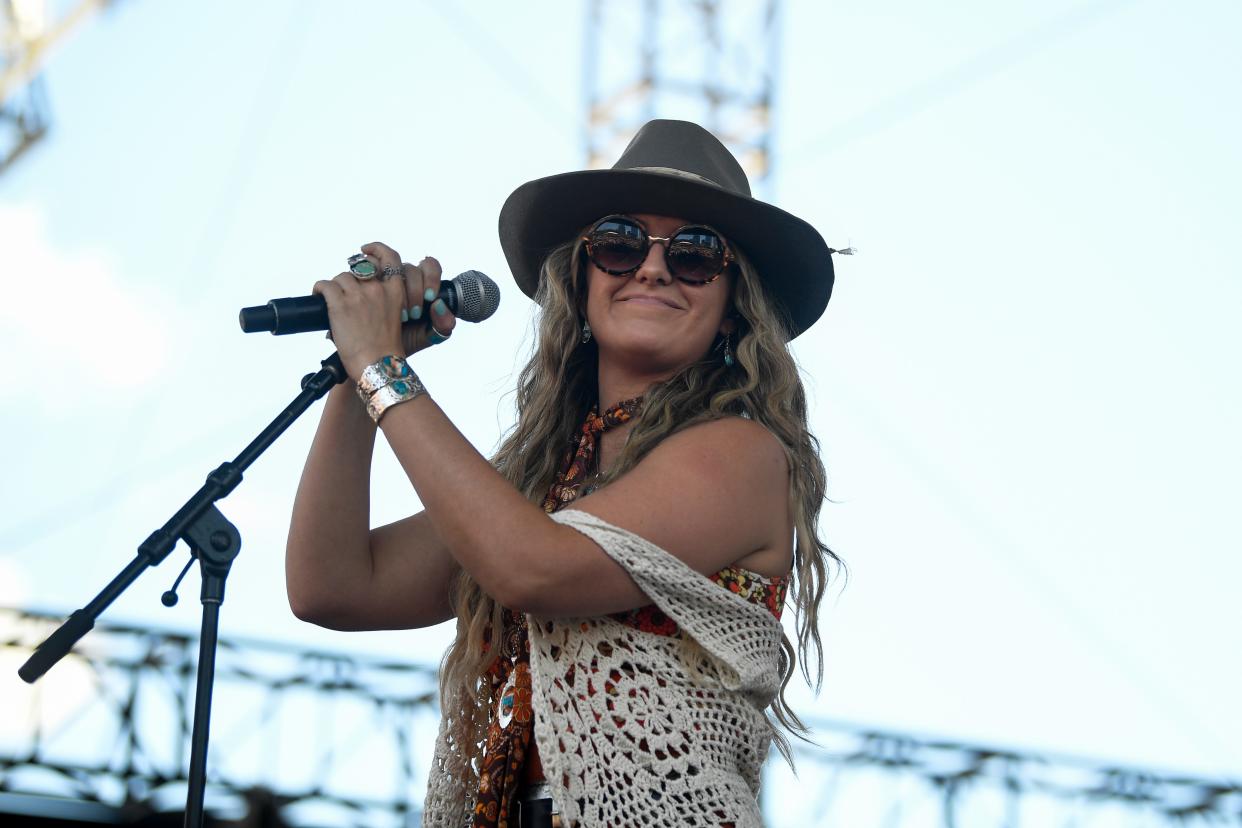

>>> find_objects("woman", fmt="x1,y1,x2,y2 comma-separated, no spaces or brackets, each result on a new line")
286,119,842,827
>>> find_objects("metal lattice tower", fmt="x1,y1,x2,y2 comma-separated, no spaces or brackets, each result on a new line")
0,0,114,176
584,0,781,193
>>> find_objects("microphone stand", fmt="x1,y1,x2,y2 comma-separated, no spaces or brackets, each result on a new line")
17,351,350,828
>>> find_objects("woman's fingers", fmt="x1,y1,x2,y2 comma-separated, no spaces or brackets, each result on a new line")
402,261,427,321
420,256,444,303
391,256,456,355
419,256,455,337
359,242,408,310
398,257,447,321
312,274,354,297
361,241,400,270
312,251,410,378
314,245,458,363
412,257,442,319
361,242,407,283
420,255,443,281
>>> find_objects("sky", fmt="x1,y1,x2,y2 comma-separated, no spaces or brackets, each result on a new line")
1,0,1240,822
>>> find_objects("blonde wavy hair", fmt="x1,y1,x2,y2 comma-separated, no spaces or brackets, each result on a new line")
436,236,843,775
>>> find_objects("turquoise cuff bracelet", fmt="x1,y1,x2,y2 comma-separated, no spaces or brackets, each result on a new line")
355,355,425,423
357,354,413,398
364,376,427,423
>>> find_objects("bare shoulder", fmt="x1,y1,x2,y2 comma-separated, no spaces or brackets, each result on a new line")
573,415,792,579
644,415,789,482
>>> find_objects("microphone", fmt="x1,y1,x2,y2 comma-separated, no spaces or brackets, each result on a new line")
239,270,501,335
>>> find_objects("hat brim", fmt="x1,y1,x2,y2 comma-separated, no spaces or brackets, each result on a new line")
498,169,834,339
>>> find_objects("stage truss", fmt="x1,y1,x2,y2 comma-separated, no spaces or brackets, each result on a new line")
2,608,1238,827
583,0,780,192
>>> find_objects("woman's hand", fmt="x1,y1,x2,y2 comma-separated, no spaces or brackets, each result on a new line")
395,249,458,357
312,242,458,380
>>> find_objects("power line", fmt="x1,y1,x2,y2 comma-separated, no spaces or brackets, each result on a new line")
417,0,576,126
783,0,1143,163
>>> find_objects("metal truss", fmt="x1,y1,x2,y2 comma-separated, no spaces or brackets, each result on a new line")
3,608,1239,827
0,0,116,175
1,608,441,826
583,0,780,191
762,724,1242,826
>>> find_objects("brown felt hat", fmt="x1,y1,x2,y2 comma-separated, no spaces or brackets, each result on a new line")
498,119,835,339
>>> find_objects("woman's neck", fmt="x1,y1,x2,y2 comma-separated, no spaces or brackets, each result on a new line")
594,359,664,472
595,356,669,412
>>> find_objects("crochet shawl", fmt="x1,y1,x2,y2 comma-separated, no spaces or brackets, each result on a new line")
422,509,785,827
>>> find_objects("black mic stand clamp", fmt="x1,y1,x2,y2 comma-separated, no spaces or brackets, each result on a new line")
18,352,350,828
180,505,241,828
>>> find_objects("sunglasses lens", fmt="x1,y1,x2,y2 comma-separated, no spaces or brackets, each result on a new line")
587,217,728,283
668,228,727,282
589,218,647,273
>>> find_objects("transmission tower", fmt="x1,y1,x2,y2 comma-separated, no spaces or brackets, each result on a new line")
0,0,115,176
583,0,781,192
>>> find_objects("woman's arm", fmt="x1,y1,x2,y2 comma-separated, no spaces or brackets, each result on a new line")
284,381,459,631
310,241,790,620
378,397,790,618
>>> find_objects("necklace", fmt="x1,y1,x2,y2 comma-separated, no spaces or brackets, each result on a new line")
581,470,603,497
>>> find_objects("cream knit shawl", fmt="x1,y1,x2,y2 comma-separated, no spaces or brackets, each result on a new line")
423,509,784,827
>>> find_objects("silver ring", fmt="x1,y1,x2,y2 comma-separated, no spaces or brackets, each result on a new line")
381,264,403,281
427,325,452,345
348,253,377,280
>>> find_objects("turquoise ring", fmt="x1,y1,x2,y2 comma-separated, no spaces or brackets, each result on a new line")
427,325,452,345
347,253,377,280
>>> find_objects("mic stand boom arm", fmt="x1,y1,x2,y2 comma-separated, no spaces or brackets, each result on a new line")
17,351,350,828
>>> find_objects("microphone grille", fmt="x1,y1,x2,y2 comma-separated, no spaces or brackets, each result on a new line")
454,270,501,322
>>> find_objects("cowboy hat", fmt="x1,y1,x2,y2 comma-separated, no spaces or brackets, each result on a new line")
498,119,835,339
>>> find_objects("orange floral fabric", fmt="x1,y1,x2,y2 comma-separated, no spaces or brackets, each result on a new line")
472,397,641,828
540,397,643,511
610,565,787,636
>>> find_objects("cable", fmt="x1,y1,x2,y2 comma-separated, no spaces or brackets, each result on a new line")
784,0,1143,162
416,0,576,125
